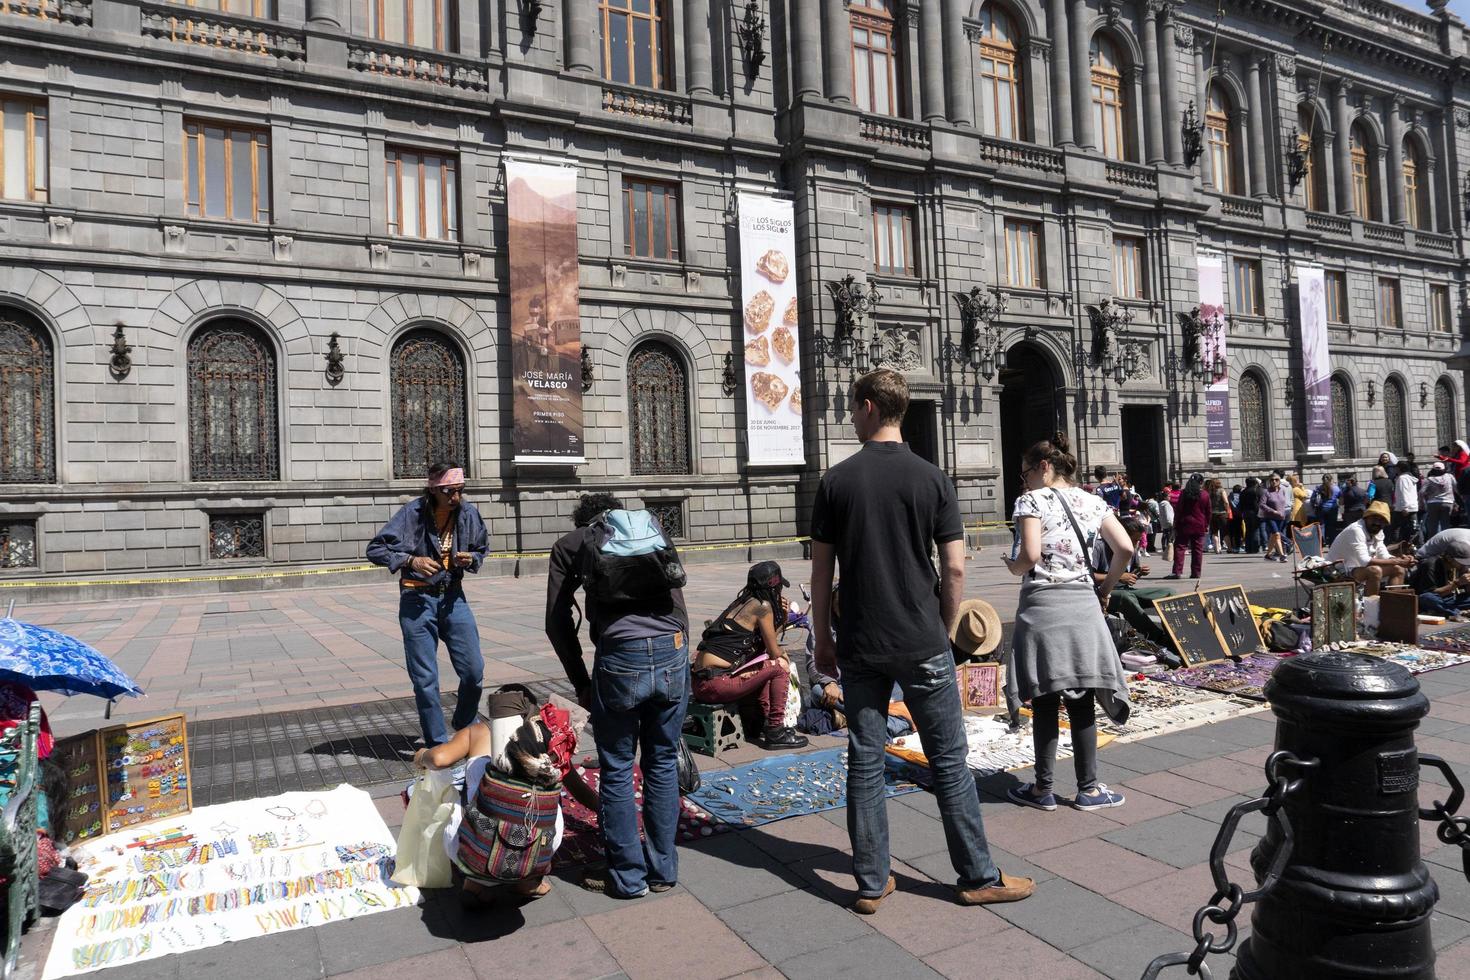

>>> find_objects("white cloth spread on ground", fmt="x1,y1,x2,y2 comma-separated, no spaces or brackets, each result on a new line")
44,784,417,980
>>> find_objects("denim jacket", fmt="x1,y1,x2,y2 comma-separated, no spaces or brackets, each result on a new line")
366,496,489,587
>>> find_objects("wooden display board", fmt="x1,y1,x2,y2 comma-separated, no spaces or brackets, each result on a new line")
1378,588,1419,645
1291,523,1324,561
1154,592,1231,667
52,732,105,846
1311,582,1358,648
1202,585,1264,658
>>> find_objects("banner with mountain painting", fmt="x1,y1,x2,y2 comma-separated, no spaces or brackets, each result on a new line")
506,159,583,463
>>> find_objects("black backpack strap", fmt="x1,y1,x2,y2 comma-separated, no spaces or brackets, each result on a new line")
1051,488,1103,594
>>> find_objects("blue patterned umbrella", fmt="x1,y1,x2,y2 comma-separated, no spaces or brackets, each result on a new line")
0,617,145,699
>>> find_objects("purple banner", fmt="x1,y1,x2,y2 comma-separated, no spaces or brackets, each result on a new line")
1296,264,1334,455
1198,254,1231,454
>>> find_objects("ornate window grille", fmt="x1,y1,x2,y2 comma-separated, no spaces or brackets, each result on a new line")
188,320,279,481
1238,370,1269,462
1436,379,1457,450
0,521,37,569
628,340,691,476
0,309,55,484
1330,375,1354,459
1384,377,1409,456
644,499,684,539
390,329,469,481
208,512,265,560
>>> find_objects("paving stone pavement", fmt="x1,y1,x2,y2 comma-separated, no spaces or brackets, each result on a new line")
16,555,1470,978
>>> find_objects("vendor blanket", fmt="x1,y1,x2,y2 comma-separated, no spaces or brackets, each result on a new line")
686,748,918,827
889,715,1077,779
43,785,415,979
555,765,733,869
1102,678,1263,741
1156,654,1287,701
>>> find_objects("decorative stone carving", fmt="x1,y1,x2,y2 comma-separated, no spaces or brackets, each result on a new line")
462,251,481,278
1175,24,1193,46
369,242,389,269
163,225,186,254
869,327,923,373
47,215,73,246
1276,53,1295,76
611,263,627,287
271,235,293,262
1456,108,1470,129
685,270,701,294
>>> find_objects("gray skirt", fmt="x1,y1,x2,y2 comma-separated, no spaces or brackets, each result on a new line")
1004,578,1132,725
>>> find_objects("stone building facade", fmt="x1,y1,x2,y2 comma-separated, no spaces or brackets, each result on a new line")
0,0,1467,577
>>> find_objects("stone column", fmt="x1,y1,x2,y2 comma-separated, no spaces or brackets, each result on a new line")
922,0,946,122
1388,97,1406,225
1334,81,1355,216
1320,121,1338,213
1159,2,1181,164
1048,0,1073,145
942,0,973,125
1246,57,1269,197
306,0,340,27
1071,0,1093,149
794,0,824,97
1141,1,1164,163
566,0,597,74
684,0,712,95
824,0,853,103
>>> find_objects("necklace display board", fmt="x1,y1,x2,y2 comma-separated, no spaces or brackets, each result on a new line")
55,714,192,840
1202,585,1263,658
1311,582,1358,647
52,733,105,846
1154,592,1231,667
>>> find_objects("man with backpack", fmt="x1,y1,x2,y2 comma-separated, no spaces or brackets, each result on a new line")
545,492,690,899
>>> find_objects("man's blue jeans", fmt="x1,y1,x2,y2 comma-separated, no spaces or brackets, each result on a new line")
591,632,689,897
1419,592,1470,616
398,585,484,747
844,649,1001,897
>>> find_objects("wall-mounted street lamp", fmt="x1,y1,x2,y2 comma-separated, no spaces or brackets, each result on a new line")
736,1,766,76
1286,127,1308,192
942,286,1009,381
580,344,595,393
108,324,133,380
814,275,881,369
1181,102,1204,169
1086,298,1135,384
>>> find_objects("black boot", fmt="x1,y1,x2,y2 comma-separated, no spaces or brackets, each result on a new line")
757,725,808,749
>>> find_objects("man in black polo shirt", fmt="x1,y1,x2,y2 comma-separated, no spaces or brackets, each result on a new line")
809,369,1033,914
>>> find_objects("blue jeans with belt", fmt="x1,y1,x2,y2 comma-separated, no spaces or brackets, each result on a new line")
399,584,484,747
843,649,1001,897
590,631,689,898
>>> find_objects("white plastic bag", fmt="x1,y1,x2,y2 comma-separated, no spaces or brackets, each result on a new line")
392,767,458,888
783,658,801,728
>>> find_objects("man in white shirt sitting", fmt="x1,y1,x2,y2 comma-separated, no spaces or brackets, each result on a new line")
1326,501,1414,596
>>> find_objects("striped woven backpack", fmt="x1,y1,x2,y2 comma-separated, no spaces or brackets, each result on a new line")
455,770,560,882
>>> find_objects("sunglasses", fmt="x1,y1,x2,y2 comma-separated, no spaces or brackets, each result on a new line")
433,486,465,497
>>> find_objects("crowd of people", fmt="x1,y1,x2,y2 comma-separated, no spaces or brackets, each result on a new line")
360,376,1470,918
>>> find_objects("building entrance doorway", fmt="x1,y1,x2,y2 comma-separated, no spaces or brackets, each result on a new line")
999,344,1063,514
1120,405,1166,497
902,399,939,466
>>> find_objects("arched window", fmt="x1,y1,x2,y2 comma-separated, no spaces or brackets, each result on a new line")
0,308,55,484
1350,124,1380,221
978,5,1022,141
628,340,691,475
1330,374,1354,459
187,320,279,481
1436,378,1457,450
1404,139,1429,231
390,328,469,481
852,1,899,117
1298,106,1329,212
1384,377,1408,457
1238,370,1269,462
1206,84,1241,195
1089,36,1131,162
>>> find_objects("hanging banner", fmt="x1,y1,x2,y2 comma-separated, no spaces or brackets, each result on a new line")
1295,263,1334,455
737,194,805,465
506,159,584,463
1198,253,1231,455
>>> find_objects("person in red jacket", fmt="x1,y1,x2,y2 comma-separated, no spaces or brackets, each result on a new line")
1436,441,1470,477
1166,473,1211,580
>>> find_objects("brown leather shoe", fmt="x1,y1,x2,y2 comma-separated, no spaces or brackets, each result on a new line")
955,871,1036,906
851,875,896,914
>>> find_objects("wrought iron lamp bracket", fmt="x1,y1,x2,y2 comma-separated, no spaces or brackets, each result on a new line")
737,1,766,75
520,0,544,35
108,324,133,380
721,350,738,396
1286,126,1307,192
324,331,345,386
1181,101,1204,169
580,344,595,393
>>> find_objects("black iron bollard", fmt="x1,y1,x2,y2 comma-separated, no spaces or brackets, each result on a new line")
1234,652,1436,979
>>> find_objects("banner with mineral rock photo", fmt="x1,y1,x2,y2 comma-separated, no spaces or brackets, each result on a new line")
1198,253,1231,455
506,159,583,463
737,194,805,465
1295,263,1334,455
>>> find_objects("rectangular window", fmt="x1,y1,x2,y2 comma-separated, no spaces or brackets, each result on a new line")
370,0,452,49
386,147,458,241
186,0,271,15
1,99,47,203
871,203,915,276
183,122,270,223
1325,270,1348,324
600,0,670,89
1378,277,1402,328
622,179,680,260
0,520,37,570
1431,284,1452,334
851,3,897,116
1004,219,1041,289
1113,236,1145,299
1232,259,1262,316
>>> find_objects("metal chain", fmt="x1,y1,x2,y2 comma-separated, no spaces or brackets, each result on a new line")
1418,754,1470,883
1141,750,1318,979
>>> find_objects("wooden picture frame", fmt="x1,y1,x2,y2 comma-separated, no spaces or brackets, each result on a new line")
1291,522,1324,560
1311,582,1357,648
959,662,1006,714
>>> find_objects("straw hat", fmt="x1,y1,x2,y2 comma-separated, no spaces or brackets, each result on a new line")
1365,501,1392,524
950,599,1002,659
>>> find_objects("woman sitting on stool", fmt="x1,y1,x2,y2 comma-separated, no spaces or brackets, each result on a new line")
691,562,808,750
